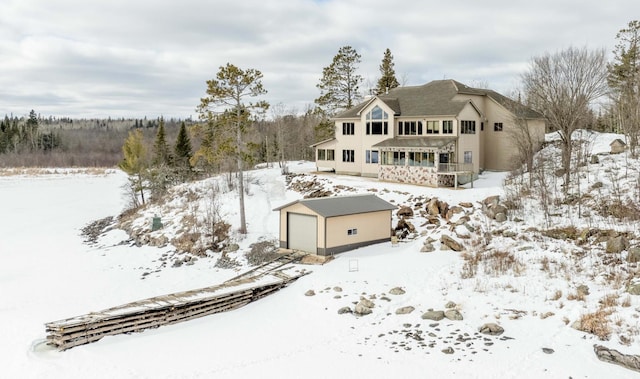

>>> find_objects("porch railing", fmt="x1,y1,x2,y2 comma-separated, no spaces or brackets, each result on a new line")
437,163,474,173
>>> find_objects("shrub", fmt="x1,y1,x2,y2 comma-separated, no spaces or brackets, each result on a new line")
245,240,280,266
577,309,612,341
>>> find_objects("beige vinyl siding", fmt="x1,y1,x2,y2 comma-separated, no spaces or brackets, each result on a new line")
325,210,392,249
456,103,481,173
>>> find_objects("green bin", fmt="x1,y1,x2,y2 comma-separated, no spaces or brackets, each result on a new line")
152,216,163,231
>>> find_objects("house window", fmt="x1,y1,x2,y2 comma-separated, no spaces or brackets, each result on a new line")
366,105,389,135
393,151,405,165
408,152,420,166
347,228,358,235
481,122,484,131
366,150,379,164
381,151,392,165
461,120,476,134
426,121,439,134
398,121,422,135
423,152,435,167
342,122,355,135
464,151,472,164
327,149,335,161
442,120,453,134
494,122,503,132
342,149,355,162
317,149,326,160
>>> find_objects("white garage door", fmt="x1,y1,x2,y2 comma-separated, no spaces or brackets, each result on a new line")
288,213,317,253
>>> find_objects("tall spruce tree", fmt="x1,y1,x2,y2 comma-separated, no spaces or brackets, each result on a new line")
152,117,172,166
197,63,268,234
174,121,192,165
376,48,400,95
608,20,640,156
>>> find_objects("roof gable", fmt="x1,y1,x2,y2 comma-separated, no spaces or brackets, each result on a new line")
273,194,397,218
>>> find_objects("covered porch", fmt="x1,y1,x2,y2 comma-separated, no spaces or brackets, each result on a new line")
372,137,473,188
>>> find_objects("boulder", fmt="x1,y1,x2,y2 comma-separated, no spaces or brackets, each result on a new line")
426,198,440,217
576,284,590,297
445,301,457,309
479,323,504,336
354,299,375,315
627,247,640,263
359,298,375,308
389,287,406,295
446,206,464,221
627,283,640,296
495,212,507,223
395,306,415,315
421,310,445,321
304,289,316,296
441,234,464,252
459,202,473,209
442,347,455,354
397,206,414,218
483,195,500,208
444,309,463,320
337,306,352,315
606,235,630,254
420,242,435,253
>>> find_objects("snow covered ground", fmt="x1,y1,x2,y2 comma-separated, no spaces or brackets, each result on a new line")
1,132,638,378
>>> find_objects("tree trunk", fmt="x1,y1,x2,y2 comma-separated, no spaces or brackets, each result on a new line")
236,107,247,235
562,138,572,194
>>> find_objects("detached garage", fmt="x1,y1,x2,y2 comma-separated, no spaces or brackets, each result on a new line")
273,194,397,256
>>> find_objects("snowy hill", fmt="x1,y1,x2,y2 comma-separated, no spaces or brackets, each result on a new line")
1,130,639,378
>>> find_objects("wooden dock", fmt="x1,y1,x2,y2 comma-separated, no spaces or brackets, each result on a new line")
45,251,309,351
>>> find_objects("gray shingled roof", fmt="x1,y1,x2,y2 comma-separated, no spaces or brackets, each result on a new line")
333,79,544,120
273,194,397,218
372,137,456,149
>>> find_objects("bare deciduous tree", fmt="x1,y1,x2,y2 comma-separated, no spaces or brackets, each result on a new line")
522,46,608,193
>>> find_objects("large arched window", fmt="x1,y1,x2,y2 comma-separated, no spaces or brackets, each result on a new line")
365,105,389,135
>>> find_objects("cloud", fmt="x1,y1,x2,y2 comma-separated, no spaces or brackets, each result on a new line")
0,0,637,118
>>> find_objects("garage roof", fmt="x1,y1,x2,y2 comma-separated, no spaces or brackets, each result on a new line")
273,194,397,218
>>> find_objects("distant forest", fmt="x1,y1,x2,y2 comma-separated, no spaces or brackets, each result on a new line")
0,109,319,168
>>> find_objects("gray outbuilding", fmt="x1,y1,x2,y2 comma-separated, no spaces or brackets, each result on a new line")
273,194,397,256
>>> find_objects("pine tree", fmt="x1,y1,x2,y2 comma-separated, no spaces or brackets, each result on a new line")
152,117,172,166
376,48,400,95
119,129,147,206
197,63,269,234
315,45,363,115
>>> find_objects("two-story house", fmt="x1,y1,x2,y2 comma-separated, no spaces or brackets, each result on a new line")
312,79,545,187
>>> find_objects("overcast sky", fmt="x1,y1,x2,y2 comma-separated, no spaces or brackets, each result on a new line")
1,0,638,119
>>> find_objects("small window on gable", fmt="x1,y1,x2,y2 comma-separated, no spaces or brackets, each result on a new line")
347,228,358,235
366,105,389,135
494,122,503,132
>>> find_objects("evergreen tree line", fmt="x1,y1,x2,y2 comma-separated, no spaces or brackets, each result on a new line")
0,110,62,155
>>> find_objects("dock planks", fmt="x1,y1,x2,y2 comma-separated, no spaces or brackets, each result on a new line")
45,251,309,351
